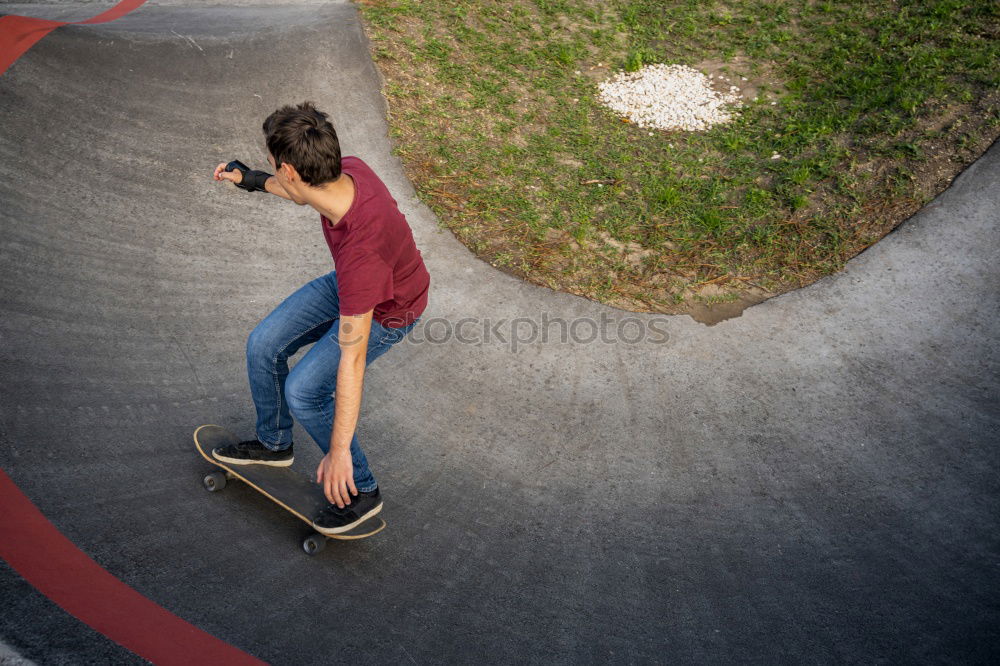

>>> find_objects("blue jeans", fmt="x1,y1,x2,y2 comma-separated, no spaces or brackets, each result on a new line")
246,270,418,492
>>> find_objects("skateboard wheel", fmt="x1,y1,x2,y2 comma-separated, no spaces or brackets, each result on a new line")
203,471,227,492
302,533,327,556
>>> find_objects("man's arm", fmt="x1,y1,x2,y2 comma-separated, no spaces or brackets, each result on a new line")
317,309,374,507
329,310,372,452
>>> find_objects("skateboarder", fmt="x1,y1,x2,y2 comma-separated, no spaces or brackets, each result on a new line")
210,101,430,535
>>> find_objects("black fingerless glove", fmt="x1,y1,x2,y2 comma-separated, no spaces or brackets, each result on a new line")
226,160,273,193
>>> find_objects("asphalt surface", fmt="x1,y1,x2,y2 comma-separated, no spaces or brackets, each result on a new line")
1,1,998,663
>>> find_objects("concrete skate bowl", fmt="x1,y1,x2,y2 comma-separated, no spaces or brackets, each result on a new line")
1,1,998,663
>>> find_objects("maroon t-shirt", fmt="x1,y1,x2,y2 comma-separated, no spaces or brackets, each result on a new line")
321,156,430,328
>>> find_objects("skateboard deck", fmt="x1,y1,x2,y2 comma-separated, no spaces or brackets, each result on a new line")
194,424,385,555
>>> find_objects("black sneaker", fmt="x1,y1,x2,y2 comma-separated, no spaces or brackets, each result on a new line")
211,439,293,467
312,487,383,535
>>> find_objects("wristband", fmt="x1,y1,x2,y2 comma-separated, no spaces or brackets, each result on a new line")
225,160,272,193
242,170,272,193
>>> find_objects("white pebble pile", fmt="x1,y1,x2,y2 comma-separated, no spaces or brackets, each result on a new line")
596,63,744,132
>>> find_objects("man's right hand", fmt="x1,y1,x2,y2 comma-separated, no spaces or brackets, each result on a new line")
213,162,243,185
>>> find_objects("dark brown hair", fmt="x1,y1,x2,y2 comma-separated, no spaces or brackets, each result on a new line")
262,101,341,186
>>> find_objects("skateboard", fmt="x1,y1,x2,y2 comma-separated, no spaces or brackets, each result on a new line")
193,424,386,555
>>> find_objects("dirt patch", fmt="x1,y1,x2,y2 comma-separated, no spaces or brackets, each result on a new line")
690,54,788,104
686,290,773,325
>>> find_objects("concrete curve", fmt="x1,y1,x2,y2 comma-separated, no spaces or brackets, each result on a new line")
1,1,998,663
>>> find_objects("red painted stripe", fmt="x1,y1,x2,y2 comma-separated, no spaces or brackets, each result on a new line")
0,468,267,665
76,0,148,25
0,0,148,75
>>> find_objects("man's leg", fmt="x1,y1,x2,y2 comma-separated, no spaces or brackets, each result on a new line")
293,316,420,534
246,271,343,448
284,315,420,492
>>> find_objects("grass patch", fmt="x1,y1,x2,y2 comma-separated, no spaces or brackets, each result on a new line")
357,0,1000,317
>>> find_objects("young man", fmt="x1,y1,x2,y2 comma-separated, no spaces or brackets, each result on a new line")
211,101,430,535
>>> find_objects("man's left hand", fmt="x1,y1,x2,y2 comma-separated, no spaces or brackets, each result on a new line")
316,448,357,508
